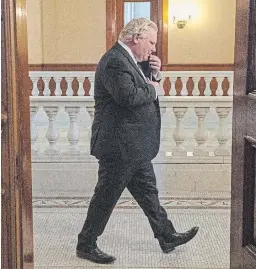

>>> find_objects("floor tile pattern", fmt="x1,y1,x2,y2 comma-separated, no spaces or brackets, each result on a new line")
34,208,230,269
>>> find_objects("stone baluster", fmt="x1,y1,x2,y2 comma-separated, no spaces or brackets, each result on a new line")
194,107,210,156
214,107,231,156
192,77,200,96
169,77,177,96
66,77,74,96
216,77,224,96
204,76,212,96
54,76,63,96
172,107,188,156
64,106,81,155
31,77,39,96
44,106,60,155
77,77,85,96
30,106,39,155
88,76,95,96
42,77,51,96
227,76,233,96
181,77,188,96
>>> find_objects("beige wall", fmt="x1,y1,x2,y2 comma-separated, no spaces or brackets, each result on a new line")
27,0,106,64
168,0,236,64
27,0,236,65
27,0,43,64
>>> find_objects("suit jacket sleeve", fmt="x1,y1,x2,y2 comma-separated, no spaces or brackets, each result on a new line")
102,58,156,107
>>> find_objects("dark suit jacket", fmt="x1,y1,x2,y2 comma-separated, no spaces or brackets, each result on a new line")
90,42,161,163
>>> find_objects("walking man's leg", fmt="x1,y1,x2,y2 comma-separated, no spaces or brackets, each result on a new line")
127,161,199,253
77,159,134,263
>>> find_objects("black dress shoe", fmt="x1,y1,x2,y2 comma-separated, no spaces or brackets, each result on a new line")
158,226,199,253
76,247,116,264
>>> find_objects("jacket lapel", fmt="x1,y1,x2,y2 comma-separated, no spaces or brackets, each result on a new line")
113,42,147,82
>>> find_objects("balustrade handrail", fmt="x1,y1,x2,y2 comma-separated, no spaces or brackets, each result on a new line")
30,95,233,105
28,70,234,97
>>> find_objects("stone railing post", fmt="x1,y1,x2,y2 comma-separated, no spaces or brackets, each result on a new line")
181,77,188,96
193,77,200,96
77,77,85,96
64,106,81,155
214,107,231,156
42,77,51,96
88,76,95,96
204,77,212,96
66,77,74,96
54,76,63,96
44,106,60,155
31,77,39,96
169,76,177,96
216,77,224,96
194,107,210,156
172,107,188,156
30,106,39,155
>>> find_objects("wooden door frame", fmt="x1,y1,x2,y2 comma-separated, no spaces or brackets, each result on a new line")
231,0,256,268
1,0,34,268
106,0,168,64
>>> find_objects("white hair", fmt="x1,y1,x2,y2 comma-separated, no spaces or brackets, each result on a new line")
118,18,158,42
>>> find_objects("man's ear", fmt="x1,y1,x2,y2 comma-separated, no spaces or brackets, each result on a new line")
132,34,139,44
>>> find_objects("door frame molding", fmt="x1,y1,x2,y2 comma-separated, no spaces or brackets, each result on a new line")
1,0,34,268
106,0,168,64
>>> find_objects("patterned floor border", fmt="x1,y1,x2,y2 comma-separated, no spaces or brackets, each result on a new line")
32,196,231,209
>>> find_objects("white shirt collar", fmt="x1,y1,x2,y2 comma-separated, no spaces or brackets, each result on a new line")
118,40,138,65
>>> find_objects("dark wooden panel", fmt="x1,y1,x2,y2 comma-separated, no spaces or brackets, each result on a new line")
231,0,256,268
1,0,34,268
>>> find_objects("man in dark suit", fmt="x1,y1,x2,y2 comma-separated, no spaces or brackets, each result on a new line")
76,18,199,264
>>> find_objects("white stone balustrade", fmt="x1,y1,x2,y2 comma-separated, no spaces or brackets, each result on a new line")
30,96,233,163
29,71,234,97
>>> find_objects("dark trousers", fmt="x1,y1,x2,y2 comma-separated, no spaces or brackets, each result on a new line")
77,159,175,248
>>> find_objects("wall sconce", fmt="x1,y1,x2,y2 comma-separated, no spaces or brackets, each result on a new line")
173,15,191,29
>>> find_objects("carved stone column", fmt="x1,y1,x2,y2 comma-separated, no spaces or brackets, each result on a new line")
194,107,210,156
172,107,188,156
31,76,39,96
88,76,95,96
30,106,39,155
44,106,60,155
214,107,231,156
54,77,62,96
216,77,224,96
66,77,73,96
77,77,85,96
193,77,200,96
42,77,51,96
63,106,81,155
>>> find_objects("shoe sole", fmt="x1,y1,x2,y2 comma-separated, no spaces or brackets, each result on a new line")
76,251,116,264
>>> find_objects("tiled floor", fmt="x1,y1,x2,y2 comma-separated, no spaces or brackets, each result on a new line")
33,204,230,269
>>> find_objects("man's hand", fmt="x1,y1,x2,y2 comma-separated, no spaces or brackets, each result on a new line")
148,81,160,88
149,55,161,76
